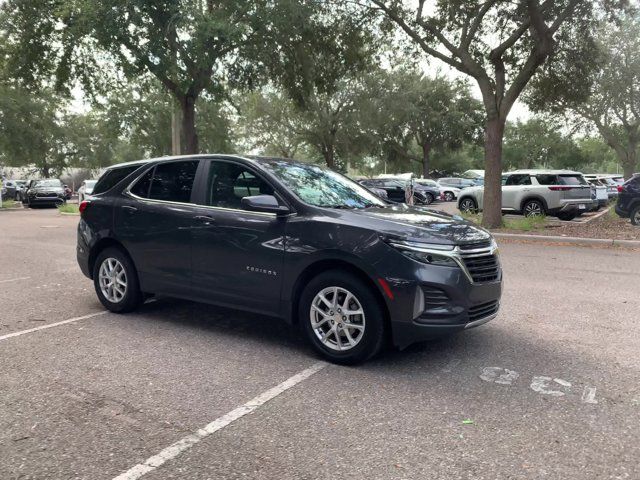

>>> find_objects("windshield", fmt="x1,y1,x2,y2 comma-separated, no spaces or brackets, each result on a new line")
33,180,62,188
261,161,387,209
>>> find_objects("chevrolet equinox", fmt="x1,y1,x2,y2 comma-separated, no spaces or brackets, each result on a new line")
77,155,502,364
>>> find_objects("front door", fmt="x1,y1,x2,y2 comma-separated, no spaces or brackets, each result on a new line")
190,159,286,315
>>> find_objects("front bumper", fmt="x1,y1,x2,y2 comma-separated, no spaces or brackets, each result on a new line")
390,278,502,348
375,241,503,349
27,195,65,205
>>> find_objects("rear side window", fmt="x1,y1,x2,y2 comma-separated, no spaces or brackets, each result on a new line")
558,175,588,186
505,174,531,186
147,160,199,203
536,174,558,185
93,165,141,195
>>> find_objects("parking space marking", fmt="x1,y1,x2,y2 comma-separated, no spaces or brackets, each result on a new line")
581,386,598,404
112,361,328,480
0,276,31,284
0,311,108,342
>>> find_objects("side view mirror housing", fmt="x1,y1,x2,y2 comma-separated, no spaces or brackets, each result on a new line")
241,195,290,216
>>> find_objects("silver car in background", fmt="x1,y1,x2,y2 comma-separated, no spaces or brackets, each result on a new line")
77,179,98,203
457,169,596,221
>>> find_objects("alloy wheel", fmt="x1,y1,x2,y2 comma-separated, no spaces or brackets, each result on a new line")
444,192,454,201
633,209,640,226
460,199,476,212
98,257,128,303
524,201,543,217
309,286,366,351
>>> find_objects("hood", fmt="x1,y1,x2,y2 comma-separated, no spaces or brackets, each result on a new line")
335,204,491,246
31,185,64,192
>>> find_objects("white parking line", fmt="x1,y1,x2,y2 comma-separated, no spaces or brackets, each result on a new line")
112,361,328,480
0,311,108,342
0,276,31,284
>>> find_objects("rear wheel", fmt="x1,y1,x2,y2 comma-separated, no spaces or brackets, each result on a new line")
631,205,640,226
423,193,434,205
557,212,577,221
299,270,386,364
522,199,545,217
459,197,477,214
93,247,142,313
444,191,454,202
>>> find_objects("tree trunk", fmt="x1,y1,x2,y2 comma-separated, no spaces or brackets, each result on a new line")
421,143,431,178
322,144,335,169
180,95,198,154
482,117,506,229
171,100,181,155
622,148,637,180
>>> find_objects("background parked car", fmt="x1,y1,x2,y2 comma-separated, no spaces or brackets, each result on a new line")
436,180,462,201
23,179,67,208
457,169,596,221
615,174,640,225
585,174,619,199
359,178,438,205
585,178,608,209
2,179,27,200
78,179,98,203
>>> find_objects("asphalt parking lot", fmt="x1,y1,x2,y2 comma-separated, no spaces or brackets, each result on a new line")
1,207,639,480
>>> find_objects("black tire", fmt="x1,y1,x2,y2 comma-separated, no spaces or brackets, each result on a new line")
459,197,478,214
423,193,434,205
93,247,143,313
630,205,640,226
444,191,454,202
522,199,545,217
557,212,577,221
299,270,386,365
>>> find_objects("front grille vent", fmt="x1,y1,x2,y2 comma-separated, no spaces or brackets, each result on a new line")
422,286,450,309
468,301,499,322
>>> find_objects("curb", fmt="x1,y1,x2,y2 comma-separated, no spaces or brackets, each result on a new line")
58,212,80,216
493,232,640,249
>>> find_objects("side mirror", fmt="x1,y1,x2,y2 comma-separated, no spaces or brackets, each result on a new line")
241,195,290,216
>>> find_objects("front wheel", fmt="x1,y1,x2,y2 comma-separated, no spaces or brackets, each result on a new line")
630,205,640,226
459,197,478,214
93,247,142,313
444,191,455,202
423,193,434,205
299,270,386,364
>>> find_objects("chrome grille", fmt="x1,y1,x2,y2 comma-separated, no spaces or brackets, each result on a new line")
469,301,499,322
461,254,500,283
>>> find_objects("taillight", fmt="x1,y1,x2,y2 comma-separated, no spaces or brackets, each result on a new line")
79,200,90,214
548,186,572,191
617,185,624,193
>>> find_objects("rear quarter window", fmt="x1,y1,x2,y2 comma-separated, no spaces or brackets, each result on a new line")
535,174,558,185
558,175,588,186
93,165,142,195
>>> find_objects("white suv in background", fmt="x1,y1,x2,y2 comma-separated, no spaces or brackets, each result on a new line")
457,170,596,221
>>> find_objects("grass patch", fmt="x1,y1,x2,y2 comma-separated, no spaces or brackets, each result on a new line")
0,199,17,209
57,203,80,214
460,211,547,231
503,215,547,231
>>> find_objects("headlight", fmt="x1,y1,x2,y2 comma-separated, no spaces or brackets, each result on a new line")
387,240,460,267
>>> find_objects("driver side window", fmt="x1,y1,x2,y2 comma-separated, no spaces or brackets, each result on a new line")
206,161,274,209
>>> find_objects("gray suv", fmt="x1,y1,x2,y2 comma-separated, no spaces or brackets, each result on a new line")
457,170,596,221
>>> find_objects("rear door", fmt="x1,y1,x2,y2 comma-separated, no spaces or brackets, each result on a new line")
190,159,286,315
115,159,202,296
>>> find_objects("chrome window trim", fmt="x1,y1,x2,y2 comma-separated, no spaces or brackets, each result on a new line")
123,161,281,218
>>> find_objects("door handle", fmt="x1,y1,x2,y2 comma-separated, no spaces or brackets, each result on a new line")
122,205,138,213
194,215,215,225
